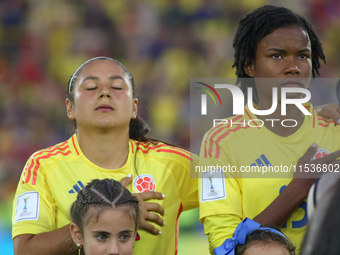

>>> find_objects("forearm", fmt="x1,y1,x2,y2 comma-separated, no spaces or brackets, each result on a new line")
253,178,312,227
13,224,77,255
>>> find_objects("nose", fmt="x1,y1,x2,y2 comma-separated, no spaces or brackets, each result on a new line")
284,58,301,75
107,240,119,255
99,85,111,98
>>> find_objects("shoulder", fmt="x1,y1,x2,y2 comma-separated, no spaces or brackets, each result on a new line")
22,139,73,184
203,114,250,145
29,140,72,162
131,140,192,163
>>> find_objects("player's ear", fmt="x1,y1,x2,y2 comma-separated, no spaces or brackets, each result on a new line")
70,222,83,246
131,98,138,119
244,58,254,78
66,98,75,120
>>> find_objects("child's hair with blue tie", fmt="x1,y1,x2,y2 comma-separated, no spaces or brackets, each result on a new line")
235,224,296,255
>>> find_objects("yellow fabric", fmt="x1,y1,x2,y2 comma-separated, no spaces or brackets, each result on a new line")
12,134,198,255
199,103,340,254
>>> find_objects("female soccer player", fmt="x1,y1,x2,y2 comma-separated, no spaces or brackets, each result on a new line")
199,5,340,254
70,178,139,255
12,57,198,255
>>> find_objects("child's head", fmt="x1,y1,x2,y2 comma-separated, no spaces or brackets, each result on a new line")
69,178,139,255
214,218,296,255
235,224,296,255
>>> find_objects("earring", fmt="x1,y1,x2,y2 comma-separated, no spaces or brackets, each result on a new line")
77,244,81,255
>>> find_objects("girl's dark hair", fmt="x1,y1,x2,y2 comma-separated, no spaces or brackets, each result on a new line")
67,56,151,142
232,5,326,104
235,224,296,255
70,178,139,232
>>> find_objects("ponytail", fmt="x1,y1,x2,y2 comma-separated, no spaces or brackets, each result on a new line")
129,116,150,142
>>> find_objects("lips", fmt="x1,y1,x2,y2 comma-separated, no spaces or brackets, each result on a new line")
281,81,302,88
95,104,114,111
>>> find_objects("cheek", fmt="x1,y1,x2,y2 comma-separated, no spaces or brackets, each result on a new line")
121,241,135,255
85,242,103,255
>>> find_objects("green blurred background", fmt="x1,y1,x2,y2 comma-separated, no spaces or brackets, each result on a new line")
1,0,340,254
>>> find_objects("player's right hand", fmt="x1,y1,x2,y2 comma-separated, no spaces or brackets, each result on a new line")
293,143,340,196
120,174,165,235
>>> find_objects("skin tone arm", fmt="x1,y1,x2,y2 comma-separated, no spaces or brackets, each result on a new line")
13,225,76,255
13,177,164,255
254,144,340,227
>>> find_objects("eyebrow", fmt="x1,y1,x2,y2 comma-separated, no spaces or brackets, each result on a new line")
267,48,311,53
93,230,110,235
92,230,134,235
83,75,125,82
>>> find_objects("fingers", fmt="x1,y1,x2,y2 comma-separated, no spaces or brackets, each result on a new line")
133,192,165,235
142,201,165,216
297,143,318,163
313,149,340,164
137,191,165,201
120,174,132,188
139,220,162,235
133,193,165,216
328,106,340,123
296,146,340,179
145,210,165,226
315,104,340,124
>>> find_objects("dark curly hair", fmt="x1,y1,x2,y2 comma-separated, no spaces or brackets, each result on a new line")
235,224,296,255
232,5,325,104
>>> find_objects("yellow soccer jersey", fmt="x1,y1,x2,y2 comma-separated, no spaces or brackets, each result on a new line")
198,103,340,254
12,134,198,255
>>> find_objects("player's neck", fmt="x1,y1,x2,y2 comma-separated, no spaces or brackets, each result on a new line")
256,103,305,137
77,128,130,169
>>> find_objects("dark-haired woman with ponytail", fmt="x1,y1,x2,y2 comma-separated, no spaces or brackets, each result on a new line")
12,57,198,255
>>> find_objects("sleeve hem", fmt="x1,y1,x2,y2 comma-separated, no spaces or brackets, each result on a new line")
200,208,241,222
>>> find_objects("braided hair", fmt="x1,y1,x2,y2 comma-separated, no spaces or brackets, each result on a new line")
70,178,139,233
232,5,326,104
235,224,296,255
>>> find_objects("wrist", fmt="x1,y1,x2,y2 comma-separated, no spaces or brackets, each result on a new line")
289,178,316,200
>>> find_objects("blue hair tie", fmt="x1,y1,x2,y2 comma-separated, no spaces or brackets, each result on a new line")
214,217,288,255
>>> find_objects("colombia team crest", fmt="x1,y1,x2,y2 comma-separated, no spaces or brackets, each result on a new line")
312,148,330,160
134,174,156,193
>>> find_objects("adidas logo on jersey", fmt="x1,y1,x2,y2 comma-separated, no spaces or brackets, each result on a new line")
250,154,272,167
68,181,85,193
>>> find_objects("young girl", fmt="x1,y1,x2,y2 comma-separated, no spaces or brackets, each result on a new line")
70,178,139,255
215,218,296,255
12,57,198,255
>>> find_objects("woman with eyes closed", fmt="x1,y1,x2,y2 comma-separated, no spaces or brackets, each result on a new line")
12,57,198,255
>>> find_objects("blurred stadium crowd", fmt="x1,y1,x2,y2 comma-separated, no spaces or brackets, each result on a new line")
1,0,340,252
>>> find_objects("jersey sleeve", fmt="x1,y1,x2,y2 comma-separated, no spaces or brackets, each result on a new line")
198,132,243,254
12,155,56,239
174,153,199,211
